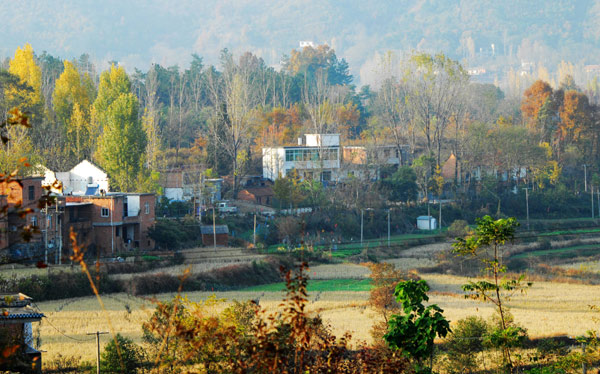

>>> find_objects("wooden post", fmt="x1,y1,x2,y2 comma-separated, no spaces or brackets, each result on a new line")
87,331,108,374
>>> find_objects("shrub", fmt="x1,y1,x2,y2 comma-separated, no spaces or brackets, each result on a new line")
126,273,183,295
444,316,489,374
447,219,469,238
100,334,142,374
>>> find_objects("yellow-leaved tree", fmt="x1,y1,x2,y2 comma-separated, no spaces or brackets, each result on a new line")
7,43,43,111
53,60,96,161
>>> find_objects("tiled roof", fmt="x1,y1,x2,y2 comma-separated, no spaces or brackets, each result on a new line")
200,225,229,234
0,309,45,320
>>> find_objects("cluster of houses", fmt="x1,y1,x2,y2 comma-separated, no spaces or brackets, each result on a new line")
1,160,155,263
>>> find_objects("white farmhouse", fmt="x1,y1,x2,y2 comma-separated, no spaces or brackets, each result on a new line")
44,160,109,195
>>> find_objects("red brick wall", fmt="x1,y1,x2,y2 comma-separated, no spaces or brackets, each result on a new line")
138,194,155,250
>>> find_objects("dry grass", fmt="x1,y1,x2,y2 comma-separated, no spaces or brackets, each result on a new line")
34,271,600,363
0,264,79,279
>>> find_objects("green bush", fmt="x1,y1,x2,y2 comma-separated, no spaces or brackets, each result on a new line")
444,316,489,374
100,334,142,374
446,220,469,238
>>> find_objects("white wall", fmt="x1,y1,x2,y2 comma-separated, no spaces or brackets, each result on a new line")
56,160,109,195
165,188,184,201
127,195,140,216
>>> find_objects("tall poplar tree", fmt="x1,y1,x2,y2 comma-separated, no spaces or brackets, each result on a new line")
7,43,43,111
53,60,95,162
94,65,146,192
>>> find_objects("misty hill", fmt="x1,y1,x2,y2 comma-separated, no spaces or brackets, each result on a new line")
2,0,600,84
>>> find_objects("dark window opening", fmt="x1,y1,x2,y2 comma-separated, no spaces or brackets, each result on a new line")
28,185,34,201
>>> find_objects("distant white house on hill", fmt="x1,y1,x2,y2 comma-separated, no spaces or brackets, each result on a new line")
43,160,109,195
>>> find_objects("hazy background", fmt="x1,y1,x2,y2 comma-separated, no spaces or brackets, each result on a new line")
2,0,600,85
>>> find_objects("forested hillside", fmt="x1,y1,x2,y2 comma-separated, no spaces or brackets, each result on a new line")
2,0,600,86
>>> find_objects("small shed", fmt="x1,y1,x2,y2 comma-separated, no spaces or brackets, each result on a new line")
0,293,44,373
200,225,229,246
417,216,437,230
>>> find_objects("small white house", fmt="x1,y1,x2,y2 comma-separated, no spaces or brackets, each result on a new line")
44,160,109,195
417,216,437,230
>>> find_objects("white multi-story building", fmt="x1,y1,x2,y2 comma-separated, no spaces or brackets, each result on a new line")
262,134,341,182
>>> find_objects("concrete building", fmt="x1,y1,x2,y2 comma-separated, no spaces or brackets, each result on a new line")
262,134,341,182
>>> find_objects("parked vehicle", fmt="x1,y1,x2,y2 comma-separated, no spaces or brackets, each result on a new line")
217,201,238,214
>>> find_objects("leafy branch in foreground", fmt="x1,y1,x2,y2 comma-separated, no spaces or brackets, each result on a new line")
453,215,531,373
384,279,451,373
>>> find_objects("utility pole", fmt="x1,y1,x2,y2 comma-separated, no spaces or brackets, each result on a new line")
438,198,442,234
87,331,108,374
360,209,364,246
253,213,257,247
584,164,588,193
523,187,530,230
592,184,595,220
54,201,59,265
44,202,48,264
387,209,391,247
427,199,431,230
212,206,216,252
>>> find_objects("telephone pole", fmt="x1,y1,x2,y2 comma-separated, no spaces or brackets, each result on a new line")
523,187,530,230
87,331,108,374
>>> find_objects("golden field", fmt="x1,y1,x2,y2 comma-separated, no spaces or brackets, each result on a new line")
35,272,600,362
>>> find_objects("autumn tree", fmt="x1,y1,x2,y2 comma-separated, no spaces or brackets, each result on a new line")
557,90,591,157
7,44,43,113
521,80,553,133
284,44,352,86
403,53,469,166
53,60,95,162
94,65,147,191
367,262,410,344
207,50,260,195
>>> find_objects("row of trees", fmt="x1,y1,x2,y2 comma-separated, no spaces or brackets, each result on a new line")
3,43,600,198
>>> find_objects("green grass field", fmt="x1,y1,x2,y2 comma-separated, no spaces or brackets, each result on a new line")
240,278,373,292
264,231,442,257
512,244,600,259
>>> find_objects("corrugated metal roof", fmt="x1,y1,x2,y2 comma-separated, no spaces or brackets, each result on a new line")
200,225,229,234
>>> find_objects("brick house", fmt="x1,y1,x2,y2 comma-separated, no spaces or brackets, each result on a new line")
65,193,156,256
0,177,46,251
0,176,156,260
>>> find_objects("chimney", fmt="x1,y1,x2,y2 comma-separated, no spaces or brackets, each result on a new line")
298,137,303,146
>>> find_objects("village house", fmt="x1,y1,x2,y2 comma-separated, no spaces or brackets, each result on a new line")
0,176,46,255
262,133,409,183
0,293,44,373
262,134,342,182
43,160,110,195
0,171,156,260
64,192,156,256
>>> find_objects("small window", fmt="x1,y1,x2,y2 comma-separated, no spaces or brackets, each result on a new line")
31,216,38,228
28,185,34,201
115,227,120,237
321,170,332,182
101,207,110,217
144,202,150,214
